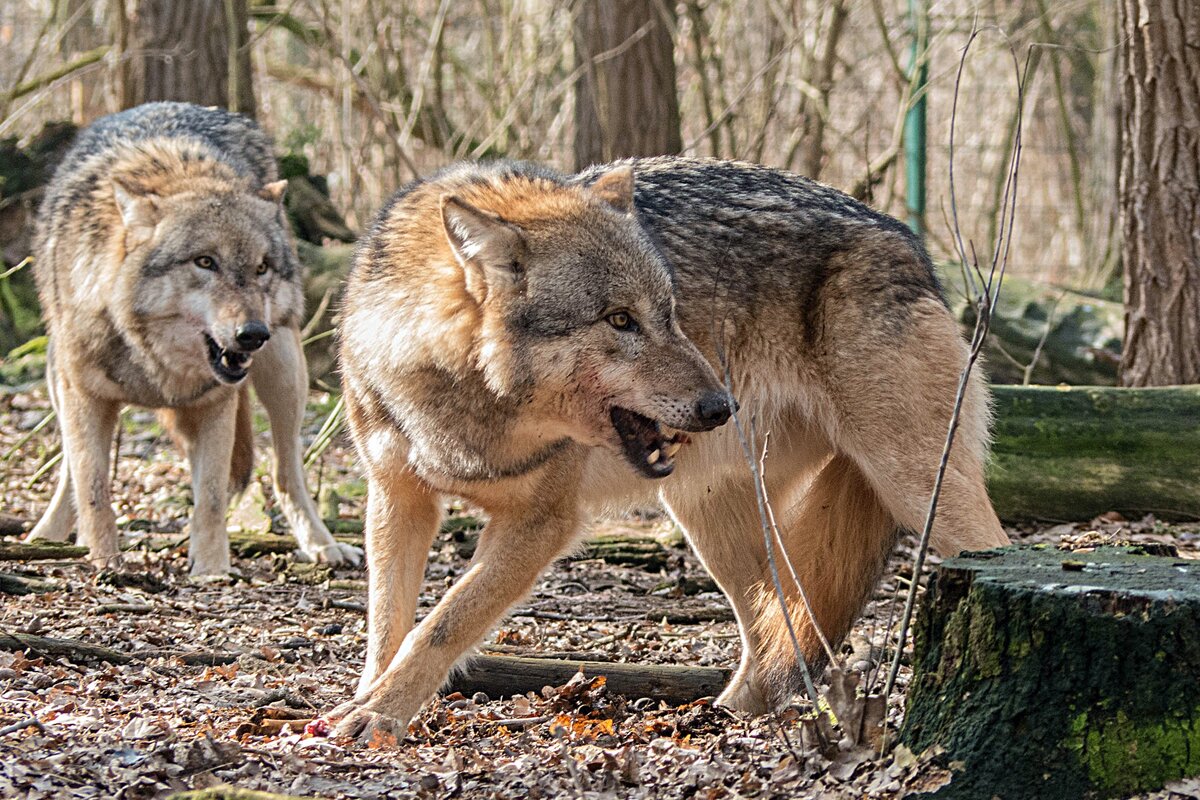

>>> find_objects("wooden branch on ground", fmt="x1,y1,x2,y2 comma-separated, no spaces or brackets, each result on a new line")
446,654,730,705
0,573,52,595
0,540,89,561
0,632,243,666
0,632,131,664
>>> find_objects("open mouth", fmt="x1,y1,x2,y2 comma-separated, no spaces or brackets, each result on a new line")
610,407,691,479
204,334,253,383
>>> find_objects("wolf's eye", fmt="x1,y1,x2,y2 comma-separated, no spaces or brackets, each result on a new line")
607,311,638,332
256,259,269,276
194,255,216,271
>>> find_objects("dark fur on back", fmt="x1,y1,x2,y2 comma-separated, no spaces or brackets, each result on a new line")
578,156,943,343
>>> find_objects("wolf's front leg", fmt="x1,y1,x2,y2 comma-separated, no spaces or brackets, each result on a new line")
332,490,580,742
28,352,77,543
181,394,239,576
251,326,363,566
54,377,121,565
356,464,442,693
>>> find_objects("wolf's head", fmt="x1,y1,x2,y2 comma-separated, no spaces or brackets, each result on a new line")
441,166,734,478
110,171,300,385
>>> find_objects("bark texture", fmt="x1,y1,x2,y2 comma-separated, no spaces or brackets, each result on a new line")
1118,0,1200,386
123,0,256,116
573,0,682,169
901,545,1200,799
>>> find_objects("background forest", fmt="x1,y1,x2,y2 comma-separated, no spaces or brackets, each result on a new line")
1,0,1126,388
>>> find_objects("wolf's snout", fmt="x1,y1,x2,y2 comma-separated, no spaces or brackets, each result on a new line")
234,321,271,352
696,391,736,429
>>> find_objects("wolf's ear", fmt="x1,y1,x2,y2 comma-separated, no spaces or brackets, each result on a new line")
441,195,526,300
589,166,635,213
259,179,288,205
111,177,161,237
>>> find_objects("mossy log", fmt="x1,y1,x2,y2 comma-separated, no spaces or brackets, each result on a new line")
0,572,51,594
988,385,1200,521
0,540,89,561
447,654,729,705
900,545,1200,799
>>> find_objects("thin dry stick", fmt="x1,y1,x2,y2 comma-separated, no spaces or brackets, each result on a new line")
757,433,838,667
715,340,821,711
880,28,1028,710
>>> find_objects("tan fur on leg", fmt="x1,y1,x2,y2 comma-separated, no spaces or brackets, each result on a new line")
335,465,582,741
55,377,121,564
748,454,897,703
170,394,239,576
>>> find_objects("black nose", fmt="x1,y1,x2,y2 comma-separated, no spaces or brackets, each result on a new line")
696,391,736,428
234,321,271,351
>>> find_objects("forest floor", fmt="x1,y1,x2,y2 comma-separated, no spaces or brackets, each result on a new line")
1,384,1199,800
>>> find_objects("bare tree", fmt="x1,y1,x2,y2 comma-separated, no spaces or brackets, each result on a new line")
1117,0,1200,385
573,0,682,169
119,0,255,115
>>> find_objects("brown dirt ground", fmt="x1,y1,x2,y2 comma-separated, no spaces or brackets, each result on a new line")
1,386,1198,799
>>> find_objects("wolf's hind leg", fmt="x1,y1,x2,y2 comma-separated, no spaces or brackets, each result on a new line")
825,304,1009,557
251,326,363,566
28,459,76,542
663,447,894,713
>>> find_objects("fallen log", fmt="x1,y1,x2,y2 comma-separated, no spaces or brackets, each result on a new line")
0,573,50,595
0,540,89,561
901,544,1200,799
446,654,729,706
0,632,131,664
987,384,1200,521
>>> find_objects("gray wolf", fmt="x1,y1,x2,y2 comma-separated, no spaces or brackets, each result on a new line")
27,102,362,575
330,158,1008,738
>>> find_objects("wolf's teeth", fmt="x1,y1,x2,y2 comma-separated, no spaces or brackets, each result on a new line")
647,449,661,465
664,442,681,458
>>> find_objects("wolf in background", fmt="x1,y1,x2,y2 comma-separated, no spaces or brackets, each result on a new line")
28,102,361,575
331,157,1009,738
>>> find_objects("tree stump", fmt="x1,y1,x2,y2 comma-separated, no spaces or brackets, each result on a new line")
901,545,1200,798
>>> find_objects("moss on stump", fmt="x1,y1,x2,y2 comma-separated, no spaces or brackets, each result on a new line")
901,545,1200,799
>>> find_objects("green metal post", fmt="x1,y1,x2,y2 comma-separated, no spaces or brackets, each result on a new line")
905,0,928,236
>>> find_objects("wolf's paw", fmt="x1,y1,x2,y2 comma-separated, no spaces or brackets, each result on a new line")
329,701,409,745
716,680,771,716
297,542,364,568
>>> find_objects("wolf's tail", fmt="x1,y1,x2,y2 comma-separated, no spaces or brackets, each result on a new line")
229,385,255,496
749,453,897,705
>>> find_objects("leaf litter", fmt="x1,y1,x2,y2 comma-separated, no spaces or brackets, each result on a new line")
2,385,1197,799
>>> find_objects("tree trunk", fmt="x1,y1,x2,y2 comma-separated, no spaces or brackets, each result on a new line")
122,0,255,116
1117,0,1200,386
901,545,1200,798
573,0,682,169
